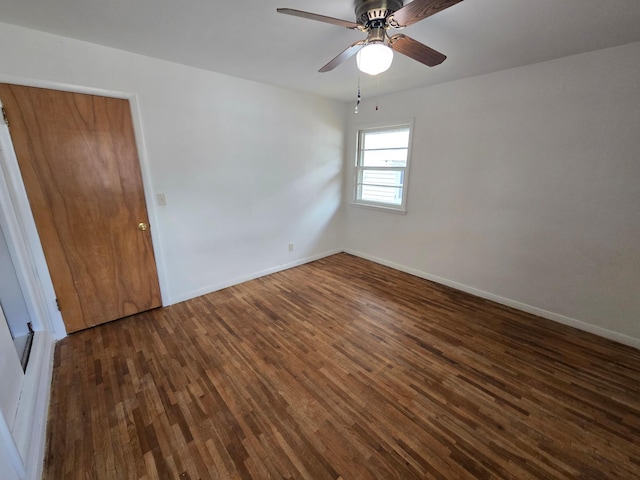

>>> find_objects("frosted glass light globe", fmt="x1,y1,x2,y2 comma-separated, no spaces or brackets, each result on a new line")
356,43,394,76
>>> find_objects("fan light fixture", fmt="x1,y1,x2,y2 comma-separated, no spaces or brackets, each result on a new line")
277,0,459,74
356,42,394,75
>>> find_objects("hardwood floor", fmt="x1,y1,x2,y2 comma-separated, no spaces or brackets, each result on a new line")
43,253,640,479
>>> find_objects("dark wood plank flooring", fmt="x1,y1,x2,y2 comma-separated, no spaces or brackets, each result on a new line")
44,253,640,479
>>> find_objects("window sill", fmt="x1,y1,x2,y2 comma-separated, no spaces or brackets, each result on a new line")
349,202,407,215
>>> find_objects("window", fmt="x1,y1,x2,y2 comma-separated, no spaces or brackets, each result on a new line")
354,124,412,212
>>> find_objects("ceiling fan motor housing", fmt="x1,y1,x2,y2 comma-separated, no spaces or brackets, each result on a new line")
355,0,404,25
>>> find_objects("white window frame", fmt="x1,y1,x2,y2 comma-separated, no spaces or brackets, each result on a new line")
353,121,413,213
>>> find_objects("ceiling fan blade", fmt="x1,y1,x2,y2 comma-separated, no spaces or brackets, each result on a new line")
389,0,464,28
389,34,447,67
277,8,362,30
319,41,366,72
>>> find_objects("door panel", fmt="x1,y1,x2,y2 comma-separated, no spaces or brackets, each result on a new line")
0,84,161,333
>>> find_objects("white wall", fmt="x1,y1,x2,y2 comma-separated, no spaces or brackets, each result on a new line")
0,21,346,309
345,42,640,346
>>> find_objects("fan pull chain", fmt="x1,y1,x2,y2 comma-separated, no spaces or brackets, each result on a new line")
355,77,361,114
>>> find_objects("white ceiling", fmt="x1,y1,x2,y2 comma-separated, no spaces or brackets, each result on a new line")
1,0,640,102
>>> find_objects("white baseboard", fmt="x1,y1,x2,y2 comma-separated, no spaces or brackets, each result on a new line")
12,330,56,480
168,249,343,305
344,249,640,350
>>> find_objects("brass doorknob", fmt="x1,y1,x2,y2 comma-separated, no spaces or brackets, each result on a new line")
138,222,148,231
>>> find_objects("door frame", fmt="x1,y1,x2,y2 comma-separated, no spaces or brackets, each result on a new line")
0,74,168,339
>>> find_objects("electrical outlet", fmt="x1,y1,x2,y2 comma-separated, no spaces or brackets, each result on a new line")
288,243,294,252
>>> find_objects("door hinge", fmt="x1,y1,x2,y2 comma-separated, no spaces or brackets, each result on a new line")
1,107,8,126
55,298,61,311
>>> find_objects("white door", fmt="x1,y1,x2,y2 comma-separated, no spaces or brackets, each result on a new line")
0,224,31,355
0,304,23,430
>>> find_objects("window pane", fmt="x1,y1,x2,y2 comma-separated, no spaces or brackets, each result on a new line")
355,124,411,210
360,185,403,205
363,128,410,150
361,169,403,187
362,149,407,167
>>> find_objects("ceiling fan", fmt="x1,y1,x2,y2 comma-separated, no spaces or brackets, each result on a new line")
277,0,464,75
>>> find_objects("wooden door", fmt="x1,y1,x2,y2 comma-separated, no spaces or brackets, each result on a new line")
0,84,161,333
